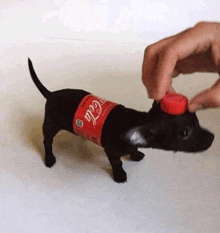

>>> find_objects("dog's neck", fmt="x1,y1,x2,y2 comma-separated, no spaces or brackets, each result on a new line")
116,107,152,147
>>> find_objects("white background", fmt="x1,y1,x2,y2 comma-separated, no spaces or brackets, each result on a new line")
1,1,220,233
1,0,220,43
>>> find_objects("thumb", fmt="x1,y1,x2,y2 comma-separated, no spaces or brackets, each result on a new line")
188,79,220,112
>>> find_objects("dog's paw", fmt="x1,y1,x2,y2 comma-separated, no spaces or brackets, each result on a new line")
113,170,127,183
45,155,56,168
130,151,145,161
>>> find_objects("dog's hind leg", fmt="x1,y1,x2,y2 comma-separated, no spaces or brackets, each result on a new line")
43,121,60,168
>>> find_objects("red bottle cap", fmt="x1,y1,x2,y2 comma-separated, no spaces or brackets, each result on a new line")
160,93,188,115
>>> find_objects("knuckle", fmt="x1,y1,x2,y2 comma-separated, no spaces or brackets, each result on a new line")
194,21,219,39
195,21,207,28
194,21,214,32
160,45,176,61
144,45,156,58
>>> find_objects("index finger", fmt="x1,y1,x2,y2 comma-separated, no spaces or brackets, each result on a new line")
142,35,178,98
152,48,178,100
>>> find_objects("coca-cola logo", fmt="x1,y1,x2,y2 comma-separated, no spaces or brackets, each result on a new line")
84,98,106,127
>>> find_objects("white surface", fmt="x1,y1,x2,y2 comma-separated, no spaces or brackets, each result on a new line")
1,1,220,233
1,0,220,43
1,37,220,233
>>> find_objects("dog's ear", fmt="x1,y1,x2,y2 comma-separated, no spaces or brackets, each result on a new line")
152,100,159,108
121,126,157,147
148,101,161,117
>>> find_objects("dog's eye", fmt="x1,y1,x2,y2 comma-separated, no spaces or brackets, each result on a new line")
178,128,191,139
181,131,188,137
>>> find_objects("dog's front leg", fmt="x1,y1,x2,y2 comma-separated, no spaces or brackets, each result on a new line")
121,145,145,162
130,150,145,161
104,146,127,183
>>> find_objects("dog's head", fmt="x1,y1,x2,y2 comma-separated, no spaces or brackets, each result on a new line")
123,102,214,152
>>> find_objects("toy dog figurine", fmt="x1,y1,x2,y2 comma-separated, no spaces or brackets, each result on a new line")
28,59,214,183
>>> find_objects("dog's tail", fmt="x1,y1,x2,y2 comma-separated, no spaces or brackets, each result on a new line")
28,58,51,99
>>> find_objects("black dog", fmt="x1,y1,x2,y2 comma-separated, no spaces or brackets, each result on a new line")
28,59,214,183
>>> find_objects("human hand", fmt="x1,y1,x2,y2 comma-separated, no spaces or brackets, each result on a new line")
142,21,220,111
189,78,220,111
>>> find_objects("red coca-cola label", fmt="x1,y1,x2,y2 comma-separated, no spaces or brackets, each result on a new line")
73,94,118,146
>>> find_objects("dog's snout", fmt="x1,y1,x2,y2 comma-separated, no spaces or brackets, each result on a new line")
198,129,214,151
206,131,214,145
